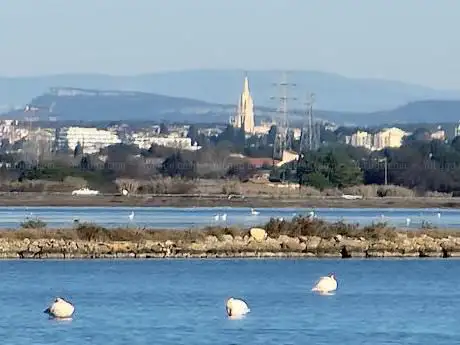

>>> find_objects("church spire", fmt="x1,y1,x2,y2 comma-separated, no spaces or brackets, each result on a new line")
243,72,249,94
233,73,255,134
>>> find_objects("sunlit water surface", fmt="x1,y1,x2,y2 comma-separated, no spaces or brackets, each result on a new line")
2,206,457,229
1,259,459,344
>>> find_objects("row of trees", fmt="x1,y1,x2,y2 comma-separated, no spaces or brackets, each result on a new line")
270,138,460,193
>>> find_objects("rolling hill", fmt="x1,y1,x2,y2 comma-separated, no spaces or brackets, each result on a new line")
0,87,234,123
2,87,460,127
1,69,460,115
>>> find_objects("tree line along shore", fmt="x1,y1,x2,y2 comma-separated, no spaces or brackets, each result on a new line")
1,217,460,260
2,129,460,200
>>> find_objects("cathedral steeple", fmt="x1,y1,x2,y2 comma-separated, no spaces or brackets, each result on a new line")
233,74,255,134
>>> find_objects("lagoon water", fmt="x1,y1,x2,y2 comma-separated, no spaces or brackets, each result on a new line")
1,259,459,344
3,206,460,229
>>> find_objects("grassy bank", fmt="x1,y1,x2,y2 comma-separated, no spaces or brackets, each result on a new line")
1,217,460,259
4,218,459,241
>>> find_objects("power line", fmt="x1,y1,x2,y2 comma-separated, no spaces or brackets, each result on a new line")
300,92,320,153
270,72,296,161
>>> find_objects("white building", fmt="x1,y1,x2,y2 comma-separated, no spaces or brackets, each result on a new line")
56,127,121,154
0,119,28,143
349,130,373,150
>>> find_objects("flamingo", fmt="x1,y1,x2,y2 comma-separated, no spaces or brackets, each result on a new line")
312,273,338,294
225,297,250,317
44,297,75,319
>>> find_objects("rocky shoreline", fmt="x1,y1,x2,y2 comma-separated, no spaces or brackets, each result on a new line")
2,225,460,259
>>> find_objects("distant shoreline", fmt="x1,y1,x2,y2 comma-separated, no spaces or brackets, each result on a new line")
0,193,459,209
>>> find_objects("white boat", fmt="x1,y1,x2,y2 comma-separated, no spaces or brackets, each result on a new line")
71,188,100,196
341,194,363,200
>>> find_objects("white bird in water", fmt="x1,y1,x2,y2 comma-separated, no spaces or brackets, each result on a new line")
214,214,220,221
308,211,315,219
128,211,134,221
437,212,441,219
44,297,75,319
251,208,260,216
221,213,227,221
312,273,338,294
406,218,411,227
225,297,250,318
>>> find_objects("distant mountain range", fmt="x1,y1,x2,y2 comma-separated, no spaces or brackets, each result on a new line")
2,69,460,114
2,86,460,127
1,87,234,123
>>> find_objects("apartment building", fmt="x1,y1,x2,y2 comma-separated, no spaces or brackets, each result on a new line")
373,127,408,150
347,127,408,150
349,130,373,150
56,126,121,154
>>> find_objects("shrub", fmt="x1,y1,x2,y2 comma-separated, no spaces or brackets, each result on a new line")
63,176,87,189
342,184,378,198
5,180,47,193
139,177,196,194
377,185,415,197
115,178,140,194
321,188,342,196
424,191,452,198
20,218,47,229
222,180,241,195
300,186,322,196
75,223,111,241
263,216,400,240
361,222,397,240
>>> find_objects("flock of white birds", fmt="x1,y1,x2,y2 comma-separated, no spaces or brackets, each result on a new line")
126,208,268,223
43,274,337,320
42,208,338,320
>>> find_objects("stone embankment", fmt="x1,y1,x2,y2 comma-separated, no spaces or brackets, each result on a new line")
1,227,460,259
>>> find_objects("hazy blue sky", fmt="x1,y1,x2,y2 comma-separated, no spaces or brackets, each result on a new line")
1,0,459,89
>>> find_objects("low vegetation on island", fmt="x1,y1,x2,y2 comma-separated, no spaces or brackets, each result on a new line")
1,217,460,259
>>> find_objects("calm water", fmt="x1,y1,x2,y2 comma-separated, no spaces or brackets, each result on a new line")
3,206,459,229
0,259,459,344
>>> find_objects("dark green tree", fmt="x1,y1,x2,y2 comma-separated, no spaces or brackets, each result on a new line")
73,142,83,157
160,152,196,179
296,149,363,189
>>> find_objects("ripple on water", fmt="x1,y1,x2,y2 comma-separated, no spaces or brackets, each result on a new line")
0,259,459,344
0,206,458,229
